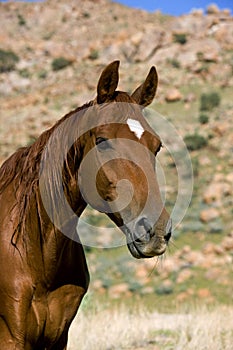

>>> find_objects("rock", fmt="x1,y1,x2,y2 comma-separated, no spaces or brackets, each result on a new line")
135,265,150,281
226,172,233,184
177,50,197,68
200,208,219,222
185,251,204,266
141,286,154,295
203,183,232,204
156,280,173,295
197,288,212,299
221,9,231,16
205,267,222,280
214,22,233,50
181,221,205,233
176,289,194,302
8,72,31,91
176,292,189,302
190,9,204,16
202,242,217,255
212,245,225,255
209,220,223,234
184,92,196,103
151,43,179,65
108,283,130,298
176,269,193,284
212,123,229,136
92,279,106,293
165,88,182,102
131,28,169,62
206,4,220,15
101,43,123,64
202,51,219,62
221,234,233,251
199,156,212,166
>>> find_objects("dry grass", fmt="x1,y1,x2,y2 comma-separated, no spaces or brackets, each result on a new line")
68,303,233,350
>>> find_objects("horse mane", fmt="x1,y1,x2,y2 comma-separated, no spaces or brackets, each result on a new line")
0,101,93,246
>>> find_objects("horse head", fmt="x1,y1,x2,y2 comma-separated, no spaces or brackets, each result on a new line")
78,61,172,258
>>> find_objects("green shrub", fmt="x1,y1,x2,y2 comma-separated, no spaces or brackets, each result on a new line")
196,63,209,74
38,69,47,79
51,57,72,71
173,33,187,45
191,156,200,177
128,281,142,292
200,92,221,111
155,284,173,295
197,52,204,61
167,58,181,68
83,11,91,18
199,114,209,124
19,68,30,78
18,13,26,26
184,134,208,151
88,49,99,60
0,48,19,73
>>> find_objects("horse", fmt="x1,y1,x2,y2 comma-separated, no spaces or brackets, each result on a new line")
0,61,172,349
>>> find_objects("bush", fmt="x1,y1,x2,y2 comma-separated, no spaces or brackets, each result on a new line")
88,49,99,60
19,68,30,78
38,69,47,79
200,92,221,111
184,134,208,151
199,114,209,124
0,48,19,73
17,14,26,26
155,284,173,295
192,156,200,177
167,58,181,68
51,57,72,71
173,33,187,45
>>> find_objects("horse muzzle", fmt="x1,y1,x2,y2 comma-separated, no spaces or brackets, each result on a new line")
124,217,172,259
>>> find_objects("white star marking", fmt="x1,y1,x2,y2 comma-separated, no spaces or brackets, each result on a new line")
127,118,144,139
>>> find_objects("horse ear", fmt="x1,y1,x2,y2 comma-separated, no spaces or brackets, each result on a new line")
131,66,158,107
97,60,120,104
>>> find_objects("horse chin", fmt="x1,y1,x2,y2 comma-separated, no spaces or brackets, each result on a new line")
127,240,166,259
127,241,152,259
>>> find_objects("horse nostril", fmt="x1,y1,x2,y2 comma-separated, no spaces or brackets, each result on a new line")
165,219,172,242
134,217,152,243
164,231,172,242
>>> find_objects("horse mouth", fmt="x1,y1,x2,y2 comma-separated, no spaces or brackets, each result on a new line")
127,241,154,259
123,226,167,259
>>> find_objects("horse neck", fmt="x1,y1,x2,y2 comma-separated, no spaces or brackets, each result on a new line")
36,109,89,240
9,104,91,251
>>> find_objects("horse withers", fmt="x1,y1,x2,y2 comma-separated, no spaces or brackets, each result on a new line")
0,61,171,349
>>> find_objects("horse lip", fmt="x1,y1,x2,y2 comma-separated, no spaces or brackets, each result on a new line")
127,241,152,259
123,224,165,259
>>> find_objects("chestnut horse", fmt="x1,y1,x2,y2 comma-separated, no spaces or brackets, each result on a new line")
0,61,171,349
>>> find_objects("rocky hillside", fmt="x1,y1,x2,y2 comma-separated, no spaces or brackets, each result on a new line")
0,0,232,157
0,0,232,305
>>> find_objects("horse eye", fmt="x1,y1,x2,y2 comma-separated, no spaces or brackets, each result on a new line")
95,137,110,150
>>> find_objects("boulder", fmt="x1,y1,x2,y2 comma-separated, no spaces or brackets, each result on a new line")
203,182,231,204
108,283,130,298
197,288,212,299
200,208,219,222
176,269,193,284
165,88,182,102
206,4,220,15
